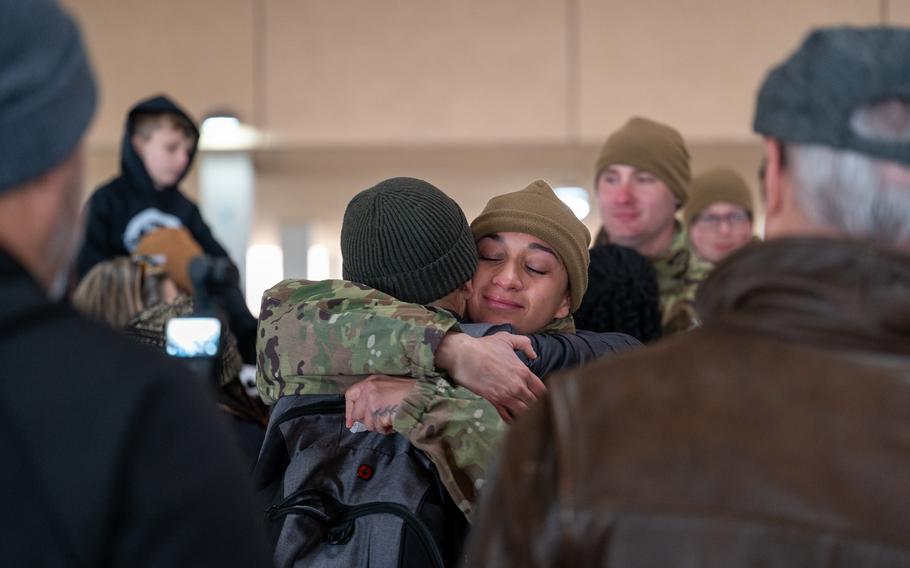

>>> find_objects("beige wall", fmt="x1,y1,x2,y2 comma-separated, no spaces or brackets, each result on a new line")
65,0,255,149
65,0,893,277
578,0,881,141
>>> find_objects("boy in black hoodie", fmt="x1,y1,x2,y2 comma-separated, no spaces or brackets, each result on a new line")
76,95,257,362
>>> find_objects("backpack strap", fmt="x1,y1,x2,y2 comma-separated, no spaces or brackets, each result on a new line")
253,395,346,491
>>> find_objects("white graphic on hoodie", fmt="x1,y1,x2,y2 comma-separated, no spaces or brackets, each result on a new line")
122,207,183,252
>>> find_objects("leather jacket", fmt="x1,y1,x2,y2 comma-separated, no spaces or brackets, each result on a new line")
467,237,910,567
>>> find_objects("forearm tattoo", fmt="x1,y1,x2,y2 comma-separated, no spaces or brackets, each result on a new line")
372,405,400,419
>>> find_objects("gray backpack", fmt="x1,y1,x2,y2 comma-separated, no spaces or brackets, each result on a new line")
254,395,468,568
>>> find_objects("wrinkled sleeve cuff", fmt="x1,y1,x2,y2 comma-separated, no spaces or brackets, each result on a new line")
393,378,441,434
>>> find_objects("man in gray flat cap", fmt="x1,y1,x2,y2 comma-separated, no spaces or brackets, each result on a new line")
0,1,271,565
467,27,910,567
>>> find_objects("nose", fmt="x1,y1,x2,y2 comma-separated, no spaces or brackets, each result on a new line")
716,218,734,234
491,261,522,290
612,180,634,205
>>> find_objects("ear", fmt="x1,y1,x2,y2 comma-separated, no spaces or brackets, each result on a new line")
554,291,571,320
459,279,474,301
131,133,147,156
762,137,785,218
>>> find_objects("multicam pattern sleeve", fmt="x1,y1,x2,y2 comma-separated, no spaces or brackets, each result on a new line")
393,378,507,519
652,223,711,336
255,279,459,404
391,315,580,519
596,223,710,336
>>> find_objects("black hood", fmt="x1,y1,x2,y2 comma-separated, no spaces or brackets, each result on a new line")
120,94,199,197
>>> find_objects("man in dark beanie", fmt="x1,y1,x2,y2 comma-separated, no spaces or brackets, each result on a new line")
594,116,709,335
470,26,910,567
257,176,520,411
0,1,271,565
340,176,479,308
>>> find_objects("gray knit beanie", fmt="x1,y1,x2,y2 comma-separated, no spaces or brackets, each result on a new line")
0,0,97,191
341,177,478,305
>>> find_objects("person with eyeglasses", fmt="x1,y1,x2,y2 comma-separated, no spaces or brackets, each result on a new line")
684,167,757,264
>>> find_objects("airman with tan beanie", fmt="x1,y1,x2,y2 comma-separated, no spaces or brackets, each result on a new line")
685,168,756,263
469,179,591,334
593,116,708,336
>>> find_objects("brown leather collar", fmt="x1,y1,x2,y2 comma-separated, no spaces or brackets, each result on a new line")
696,237,910,355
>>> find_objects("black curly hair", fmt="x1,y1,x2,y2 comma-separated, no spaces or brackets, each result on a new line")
573,244,662,343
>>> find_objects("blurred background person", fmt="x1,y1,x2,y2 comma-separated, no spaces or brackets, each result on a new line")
73,227,269,466
75,94,258,364
593,116,708,336
685,167,757,264
72,256,178,328
125,294,269,467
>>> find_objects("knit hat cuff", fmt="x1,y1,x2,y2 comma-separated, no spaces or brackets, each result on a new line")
471,211,588,312
344,224,477,305
596,148,689,208
684,169,754,226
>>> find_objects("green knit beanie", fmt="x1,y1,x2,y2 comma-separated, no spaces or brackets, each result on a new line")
684,168,754,226
470,179,591,313
595,116,691,208
341,177,477,305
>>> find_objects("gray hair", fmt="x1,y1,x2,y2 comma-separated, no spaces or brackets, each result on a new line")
786,98,910,245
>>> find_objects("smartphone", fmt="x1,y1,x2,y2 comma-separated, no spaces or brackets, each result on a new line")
165,316,223,386
165,317,222,358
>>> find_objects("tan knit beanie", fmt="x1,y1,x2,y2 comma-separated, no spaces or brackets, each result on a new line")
595,116,691,208
470,180,591,312
134,227,203,294
684,168,754,226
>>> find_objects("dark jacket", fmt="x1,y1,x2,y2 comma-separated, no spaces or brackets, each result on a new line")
467,237,910,567
75,95,256,362
0,250,272,566
461,321,641,378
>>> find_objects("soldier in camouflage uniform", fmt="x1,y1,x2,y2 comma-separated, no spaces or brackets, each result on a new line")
258,278,503,515
593,116,710,335
259,177,502,519
258,178,636,517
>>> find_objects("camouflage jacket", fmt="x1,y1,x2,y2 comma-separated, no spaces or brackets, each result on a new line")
596,222,710,336
256,279,458,402
256,278,575,518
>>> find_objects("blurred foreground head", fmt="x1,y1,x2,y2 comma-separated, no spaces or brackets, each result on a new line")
0,0,96,297
754,27,910,249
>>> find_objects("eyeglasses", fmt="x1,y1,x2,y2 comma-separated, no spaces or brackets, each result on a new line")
694,211,751,230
